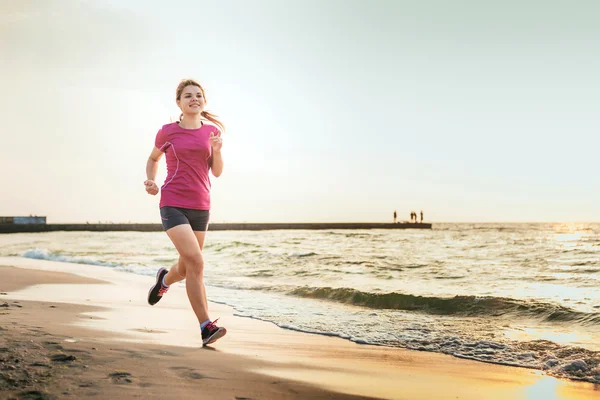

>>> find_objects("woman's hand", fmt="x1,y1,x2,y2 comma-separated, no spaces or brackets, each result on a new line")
144,180,159,195
210,131,223,153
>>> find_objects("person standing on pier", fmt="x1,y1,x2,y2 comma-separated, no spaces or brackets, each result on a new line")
144,79,227,347
420,210,424,223
393,210,397,223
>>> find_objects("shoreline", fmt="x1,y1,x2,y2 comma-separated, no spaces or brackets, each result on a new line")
1,256,598,399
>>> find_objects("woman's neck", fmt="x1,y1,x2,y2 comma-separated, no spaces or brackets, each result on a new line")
179,114,204,129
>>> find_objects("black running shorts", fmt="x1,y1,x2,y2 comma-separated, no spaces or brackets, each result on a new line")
160,207,210,232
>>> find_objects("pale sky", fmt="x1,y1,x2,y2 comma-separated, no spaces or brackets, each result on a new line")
1,0,598,223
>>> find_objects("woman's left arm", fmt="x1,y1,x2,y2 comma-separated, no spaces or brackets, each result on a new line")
209,131,224,177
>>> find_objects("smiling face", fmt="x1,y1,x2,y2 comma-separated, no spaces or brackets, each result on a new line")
177,84,206,116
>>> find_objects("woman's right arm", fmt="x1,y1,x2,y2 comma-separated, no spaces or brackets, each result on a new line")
144,146,164,195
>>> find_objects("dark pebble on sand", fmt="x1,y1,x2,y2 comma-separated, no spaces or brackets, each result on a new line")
0,303,9,307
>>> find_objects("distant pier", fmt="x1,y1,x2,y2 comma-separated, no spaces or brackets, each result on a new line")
0,222,432,233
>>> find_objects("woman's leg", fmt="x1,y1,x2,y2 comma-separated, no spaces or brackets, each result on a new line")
165,224,209,324
193,231,209,309
163,230,207,289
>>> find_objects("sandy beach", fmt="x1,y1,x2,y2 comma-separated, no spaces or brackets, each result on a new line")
1,256,598,400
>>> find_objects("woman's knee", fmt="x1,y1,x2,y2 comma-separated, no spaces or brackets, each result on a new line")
181,252,204,275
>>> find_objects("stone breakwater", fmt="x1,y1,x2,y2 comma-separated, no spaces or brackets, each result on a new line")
0,222,432,233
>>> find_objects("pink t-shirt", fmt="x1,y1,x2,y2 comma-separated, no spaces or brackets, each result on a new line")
154,121,221,210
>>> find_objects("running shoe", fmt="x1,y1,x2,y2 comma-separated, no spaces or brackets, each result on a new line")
147,268,169,306
202,318,227,346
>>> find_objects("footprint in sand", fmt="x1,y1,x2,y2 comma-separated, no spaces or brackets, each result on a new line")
17,390,57,400
185,371,206,380
129,328,168,334
42,342,64,351
109,371,133,384
50,354,76,363
168,366,209,380
62,348,90,354
153,349,178,357
30,362,51,368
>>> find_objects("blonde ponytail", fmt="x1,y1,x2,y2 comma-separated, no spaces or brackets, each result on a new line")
200,110,225,132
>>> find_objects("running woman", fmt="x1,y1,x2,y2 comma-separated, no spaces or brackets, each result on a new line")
144,79,226,346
